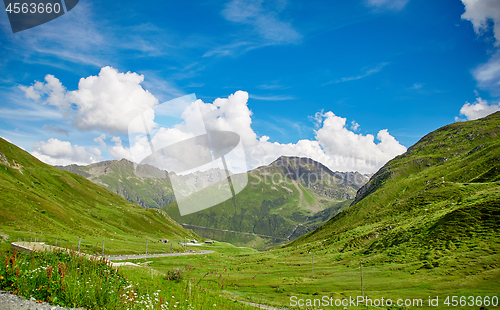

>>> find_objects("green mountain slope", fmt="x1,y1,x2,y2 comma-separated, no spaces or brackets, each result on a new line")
289,112,500,271
163,156,368,249
0,138,197,253
57,159,176,209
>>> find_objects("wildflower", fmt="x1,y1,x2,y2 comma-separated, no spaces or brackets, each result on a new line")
46,267,53,280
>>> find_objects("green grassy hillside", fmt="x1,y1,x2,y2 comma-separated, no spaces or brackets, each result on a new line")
0,138,197,254
57,159,176,209
289,112,500,269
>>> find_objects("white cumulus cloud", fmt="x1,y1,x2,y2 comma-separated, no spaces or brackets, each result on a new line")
32,138,102,166
461,0,500,45
20,66,159,133
19,75,69,110
21,70,407,173
456,97,500,121
350,121,360,131
109,136,134,161
69,67,158,133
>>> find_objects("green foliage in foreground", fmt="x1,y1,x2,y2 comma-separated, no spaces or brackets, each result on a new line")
0,248,254,310
1,249,128,308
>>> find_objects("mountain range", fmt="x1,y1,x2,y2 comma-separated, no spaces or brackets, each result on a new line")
57,156,370,249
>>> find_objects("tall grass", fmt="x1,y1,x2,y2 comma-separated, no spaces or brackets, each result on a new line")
0,248,253,309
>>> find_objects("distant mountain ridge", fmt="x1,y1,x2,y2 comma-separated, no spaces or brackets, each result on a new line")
57,159,233,209
162,156,370,249
57,156,370,209
262,156,369,201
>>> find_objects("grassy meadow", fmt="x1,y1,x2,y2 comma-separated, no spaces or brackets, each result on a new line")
1,239,498,309
125,241,499,309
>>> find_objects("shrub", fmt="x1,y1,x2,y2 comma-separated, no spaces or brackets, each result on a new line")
165,267,183,282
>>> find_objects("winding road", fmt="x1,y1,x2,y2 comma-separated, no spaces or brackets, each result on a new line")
106,250,214,261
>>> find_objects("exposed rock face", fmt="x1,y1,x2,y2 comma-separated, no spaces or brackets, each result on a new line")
264,156,370,200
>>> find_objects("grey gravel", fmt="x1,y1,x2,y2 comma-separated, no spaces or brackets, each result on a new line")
0,291,85,310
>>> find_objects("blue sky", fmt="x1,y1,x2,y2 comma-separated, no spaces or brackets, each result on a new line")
1,0,499,173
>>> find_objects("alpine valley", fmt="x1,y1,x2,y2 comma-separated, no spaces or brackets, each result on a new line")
1,113,499,310
57,156,371,249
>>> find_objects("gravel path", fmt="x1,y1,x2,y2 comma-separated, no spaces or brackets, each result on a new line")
0,291,85,310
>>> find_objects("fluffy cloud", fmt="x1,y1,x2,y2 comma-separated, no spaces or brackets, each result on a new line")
19,75,68,109
350,121,360,131
21,68,406,173
461,0,500,45
456,97,500,121
112,91,406,173
461,0,500,94
109,136,134,161
204,0,301,57
0,136,12,143
314,112,406,171
20,66,159,133
70,67,158,132
211,94,406,173
32,138,102,166
198,91,257,145
93,134,107,149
